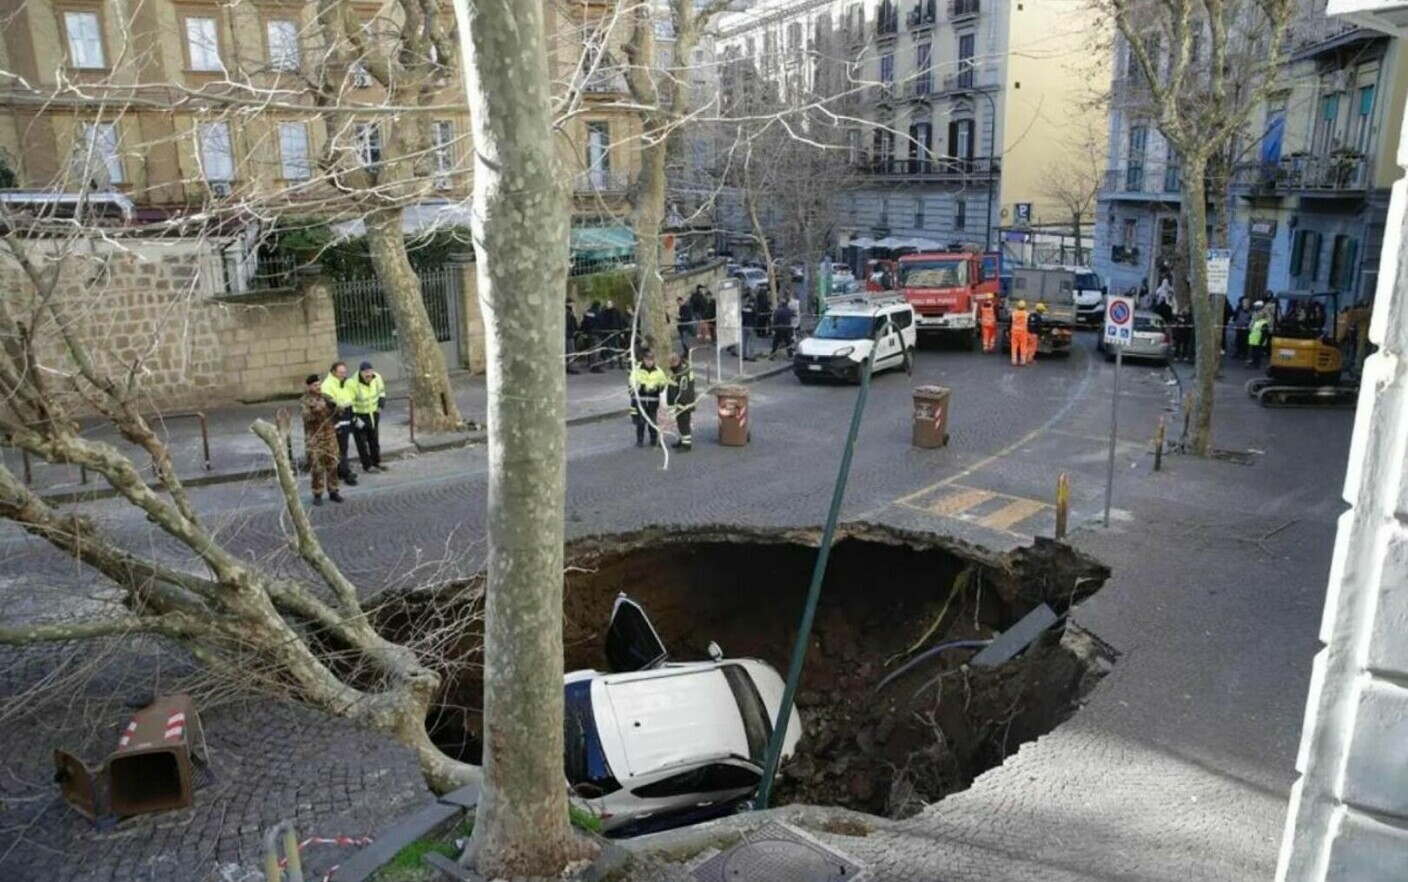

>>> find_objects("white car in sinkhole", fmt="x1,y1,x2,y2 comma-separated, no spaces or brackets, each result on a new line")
564,595,803,836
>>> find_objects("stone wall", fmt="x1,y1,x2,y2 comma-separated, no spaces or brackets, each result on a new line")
2,240,337,412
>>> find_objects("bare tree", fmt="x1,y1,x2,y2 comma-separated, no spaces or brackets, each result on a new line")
1104,0,1296,455
452,0,593,875
1041,123,1106,265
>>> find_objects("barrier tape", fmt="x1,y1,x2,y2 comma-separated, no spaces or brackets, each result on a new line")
277,835,375,882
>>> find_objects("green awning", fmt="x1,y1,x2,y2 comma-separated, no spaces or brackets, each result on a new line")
571,225,636,259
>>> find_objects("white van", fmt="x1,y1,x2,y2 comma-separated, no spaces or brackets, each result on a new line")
793,294,917,383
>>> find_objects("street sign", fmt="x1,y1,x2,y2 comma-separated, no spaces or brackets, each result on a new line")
1104,295,1135,347
1207,248,1231,295
1014,202,1032,224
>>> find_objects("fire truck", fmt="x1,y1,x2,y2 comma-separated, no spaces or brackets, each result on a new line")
896,249,1000,349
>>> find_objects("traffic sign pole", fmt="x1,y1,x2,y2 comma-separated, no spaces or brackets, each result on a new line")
1104,345,1121,527
1101,295,1135,528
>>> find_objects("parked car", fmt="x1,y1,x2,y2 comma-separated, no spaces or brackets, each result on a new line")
725,261,741,277
565,596,802,836
793,295,916,382
733,267,769,296
1100,310,1171,364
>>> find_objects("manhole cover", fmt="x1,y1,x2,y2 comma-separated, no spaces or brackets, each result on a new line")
691,822,864,882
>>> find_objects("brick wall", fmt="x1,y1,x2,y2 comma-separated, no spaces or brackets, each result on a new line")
2,242,337,412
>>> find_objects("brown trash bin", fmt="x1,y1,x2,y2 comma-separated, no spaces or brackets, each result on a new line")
912,386,951,449
716,385,750,447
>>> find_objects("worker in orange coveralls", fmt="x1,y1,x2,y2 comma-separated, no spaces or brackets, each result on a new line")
978,298,998,353
1009,299,1030,365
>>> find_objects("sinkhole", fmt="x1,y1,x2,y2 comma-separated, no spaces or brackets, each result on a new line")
378,524,1115,825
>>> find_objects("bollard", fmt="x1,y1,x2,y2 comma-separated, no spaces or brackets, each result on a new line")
1055,473,1069,540
1154,417,1166,471
263,819,304,882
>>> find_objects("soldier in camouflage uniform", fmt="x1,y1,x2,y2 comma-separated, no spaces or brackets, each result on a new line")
301,374,343,505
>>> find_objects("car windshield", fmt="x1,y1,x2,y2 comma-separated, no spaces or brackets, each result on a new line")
564,680,621,795
1075,272,1101,290
900,259,966,288
1134,315,1164,332
720,665,773,764
813,314,874,339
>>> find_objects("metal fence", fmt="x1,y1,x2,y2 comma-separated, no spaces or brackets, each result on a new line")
332,267,457,354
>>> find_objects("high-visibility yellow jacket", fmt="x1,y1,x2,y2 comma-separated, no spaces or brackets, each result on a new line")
323,374,355,409
628,365,669,413
1249,316,1270,347
349,372,386,415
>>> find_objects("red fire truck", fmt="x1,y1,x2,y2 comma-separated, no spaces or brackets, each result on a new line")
896,250,1000,348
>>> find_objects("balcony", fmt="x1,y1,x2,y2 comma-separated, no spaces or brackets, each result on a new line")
908,1,937,31
861,155,1001,181
941,66,992,93
573,169,632,195
906,76,934,101
948,0,980,20
1111,244,1141,265
1232,153,1369,196
578,69,629,98
871,82,896,104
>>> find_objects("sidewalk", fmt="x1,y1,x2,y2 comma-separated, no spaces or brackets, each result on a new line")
5,344,791,500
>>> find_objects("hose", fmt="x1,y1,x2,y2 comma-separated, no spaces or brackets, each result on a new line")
874,639,992,693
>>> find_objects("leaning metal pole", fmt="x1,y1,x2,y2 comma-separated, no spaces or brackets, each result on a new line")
754,331,883,810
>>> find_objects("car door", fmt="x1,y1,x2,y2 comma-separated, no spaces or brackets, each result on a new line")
872,315,902,368
617,761,764,833
605,594,668,673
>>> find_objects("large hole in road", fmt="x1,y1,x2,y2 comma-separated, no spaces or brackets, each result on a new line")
391,525,1114,822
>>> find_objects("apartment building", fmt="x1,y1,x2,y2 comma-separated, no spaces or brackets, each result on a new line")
1092,5,1407,307
0,0,640,227
713,0,1109,262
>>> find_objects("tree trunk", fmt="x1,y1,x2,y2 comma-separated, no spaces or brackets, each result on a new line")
364,210,464,432
1180,158,1217,456
1073,213,1083,266
452,0,590,875
634,139,672,357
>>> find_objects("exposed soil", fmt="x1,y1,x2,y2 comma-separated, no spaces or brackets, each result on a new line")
379,524,1114,823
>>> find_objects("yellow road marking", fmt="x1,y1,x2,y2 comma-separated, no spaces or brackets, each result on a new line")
926,487,995,516
977,498,1049,531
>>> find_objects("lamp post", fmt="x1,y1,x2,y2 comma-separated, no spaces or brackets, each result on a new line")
963,85,998,252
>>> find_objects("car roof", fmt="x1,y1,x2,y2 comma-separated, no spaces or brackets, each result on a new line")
594,664,750,779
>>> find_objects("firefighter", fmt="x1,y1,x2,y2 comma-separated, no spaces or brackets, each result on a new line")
301,374,342,505
1024,302,1046,364
628,350,669,448
349,361,386,473
667,352,696,451
322,361,358,485
978,297,998,353
1009,299,1030,366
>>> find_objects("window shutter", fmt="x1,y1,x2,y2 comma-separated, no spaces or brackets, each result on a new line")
1307,231,1322,280
1290,230,1305,276
1341,237,1358,290
947,121,959,158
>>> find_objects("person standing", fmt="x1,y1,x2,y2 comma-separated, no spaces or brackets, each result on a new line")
1024,302,1045,364
628,349,669,448
601,300,624,368
770,297,795,358
1009,300,1030,366
565,298,581,374
349,361,386,473
322,361,358,486
1232,296,1254,360
301,374,343,505
690,284,710,342
740,291,756,360
978,298,998,353
582,300,603,372
667,352,696,451
676,296,695,354
754,286,771,339
1248,301,1271,368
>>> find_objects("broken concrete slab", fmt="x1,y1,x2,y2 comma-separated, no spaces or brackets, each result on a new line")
971,603,1058,667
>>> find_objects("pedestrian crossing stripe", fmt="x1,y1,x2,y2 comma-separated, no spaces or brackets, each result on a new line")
900,483,1053,535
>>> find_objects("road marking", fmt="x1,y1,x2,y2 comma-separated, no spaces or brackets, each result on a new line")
926,487,995,516
977,498,1048,531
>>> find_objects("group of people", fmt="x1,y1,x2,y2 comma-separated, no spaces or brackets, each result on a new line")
675,284,718,352
734,289,802,360
567,299,636,373
627,348,696,451
979,297,1047,366
301,360,387,505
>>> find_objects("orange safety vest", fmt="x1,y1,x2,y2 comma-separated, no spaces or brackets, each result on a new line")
1010,309,1029,335
978,301,996,327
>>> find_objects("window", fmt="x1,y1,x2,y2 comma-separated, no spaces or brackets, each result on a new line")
1121,218,1138,249
880,53,894,85
185,16,222,71
958,33,975,88
1353,84,1375,154
1316,93,1341,153
587,120,610,187
719,665,771,763
1163,148,1181,193
948,119,973,160
631,764,762,799
63,11,105,69
266,20,299,71
1290,229,1322,280
847,128,861,164
432,121,454,175
198,121,234,181
1126,125,1147,190
354,122,382,167
914,196,925,228
874,129,896,171
891,309,913,331
1329,234,1358,292
81,122,123,185
277,122,310,180
915,42,931,94
909,122,931,171
954,198,966,231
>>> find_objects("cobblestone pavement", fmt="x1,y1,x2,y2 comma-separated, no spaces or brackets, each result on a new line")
0,333,1351,880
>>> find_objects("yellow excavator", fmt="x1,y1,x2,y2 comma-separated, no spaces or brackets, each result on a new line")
1245,290,1358,407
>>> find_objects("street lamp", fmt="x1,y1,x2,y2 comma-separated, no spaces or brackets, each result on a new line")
962,85,998,252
